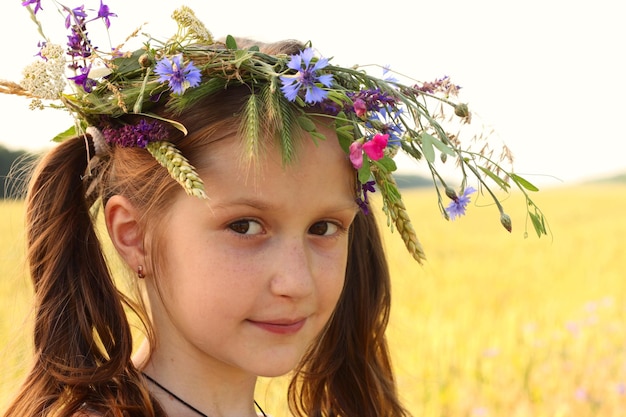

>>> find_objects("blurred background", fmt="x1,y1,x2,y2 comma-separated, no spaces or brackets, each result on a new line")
1,1,625,416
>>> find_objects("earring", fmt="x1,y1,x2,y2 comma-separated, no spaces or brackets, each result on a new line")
137,265,145,279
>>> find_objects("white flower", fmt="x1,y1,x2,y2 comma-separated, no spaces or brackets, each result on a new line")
171,6,213,43
20,43,66,100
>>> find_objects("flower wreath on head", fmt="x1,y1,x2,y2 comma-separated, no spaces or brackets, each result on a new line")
1,1,548,263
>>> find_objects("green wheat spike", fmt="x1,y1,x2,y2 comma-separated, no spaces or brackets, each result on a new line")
260,83,298,165
373,169,426,264
240,92,262,160
147,141,208,200
275,93,298,165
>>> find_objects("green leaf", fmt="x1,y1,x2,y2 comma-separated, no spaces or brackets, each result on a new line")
233,50,250,68
225,35,238,50
133,68,152,114
358,158,371,184
297,115,317,132
310,131,326,142
226,35,237,49
109,49,144,79
529,212,546,237
375,156,397,173
478,166,511,190
511,173,539,192
335,125,355,153
430,134,456,156
52,125,77,142
420,133,436,163
420,132,455,164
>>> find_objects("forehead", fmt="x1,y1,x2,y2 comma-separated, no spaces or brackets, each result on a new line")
196,123,356,208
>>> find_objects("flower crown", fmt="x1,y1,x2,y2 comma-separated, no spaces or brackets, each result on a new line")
1,1,548,263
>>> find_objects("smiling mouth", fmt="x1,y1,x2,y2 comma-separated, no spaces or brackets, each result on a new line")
247,318,307,335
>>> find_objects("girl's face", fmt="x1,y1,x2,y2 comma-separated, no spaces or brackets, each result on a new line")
146,123,358,379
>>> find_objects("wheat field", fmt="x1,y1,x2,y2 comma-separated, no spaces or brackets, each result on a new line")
1,184,625,416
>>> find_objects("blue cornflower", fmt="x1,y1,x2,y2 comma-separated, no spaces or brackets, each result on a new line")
280,48,334,104
155,54,201,95
382,65,399,83
445,186,477,220
367,107,404,146
21,0,42,14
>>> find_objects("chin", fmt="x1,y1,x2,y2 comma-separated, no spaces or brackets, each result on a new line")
255,361,300,378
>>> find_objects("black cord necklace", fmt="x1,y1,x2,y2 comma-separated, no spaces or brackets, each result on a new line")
142,372,268,417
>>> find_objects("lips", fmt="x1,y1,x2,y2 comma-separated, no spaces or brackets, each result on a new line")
248,318,307,335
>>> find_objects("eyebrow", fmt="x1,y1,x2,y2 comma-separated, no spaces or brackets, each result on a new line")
211,197,274,211
210,197,358,213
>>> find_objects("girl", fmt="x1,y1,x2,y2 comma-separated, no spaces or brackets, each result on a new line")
1,3,545,416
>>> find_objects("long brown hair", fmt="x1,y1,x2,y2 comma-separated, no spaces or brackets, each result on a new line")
3,135,163,417
3,41,410,417
289,211,410,417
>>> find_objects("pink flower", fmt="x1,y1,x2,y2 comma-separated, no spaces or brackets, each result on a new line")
362,133,389,161
349,140,364,169
353,98,367,117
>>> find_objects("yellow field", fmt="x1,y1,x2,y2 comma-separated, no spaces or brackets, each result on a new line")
1,184,625,417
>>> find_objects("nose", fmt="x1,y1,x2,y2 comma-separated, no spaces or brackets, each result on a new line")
269,236,315,299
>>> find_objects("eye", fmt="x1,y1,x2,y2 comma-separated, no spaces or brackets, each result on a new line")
308,221,340,236
228,219,264,235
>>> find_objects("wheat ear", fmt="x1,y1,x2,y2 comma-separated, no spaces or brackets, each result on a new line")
373,170,426,264
147,141,208,200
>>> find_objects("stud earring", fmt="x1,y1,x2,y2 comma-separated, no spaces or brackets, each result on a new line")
137,265,145,279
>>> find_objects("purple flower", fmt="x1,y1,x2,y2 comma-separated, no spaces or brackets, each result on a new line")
94,1,116,28
68,66,96,92
64,5,88,29
347,89,397,114
356,181,376,215
155,54,202,95
414,76,461,95
280,48,334,104
102,119,168,148
353,98,367,117
21,0,42,14
445,186,476,220
67,28,93,63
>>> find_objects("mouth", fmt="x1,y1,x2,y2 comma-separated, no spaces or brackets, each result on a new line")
247,318,307,335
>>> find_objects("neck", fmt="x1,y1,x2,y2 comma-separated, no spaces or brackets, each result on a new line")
134,341,260,417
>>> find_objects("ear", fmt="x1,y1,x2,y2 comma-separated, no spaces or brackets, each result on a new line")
105,195,146,271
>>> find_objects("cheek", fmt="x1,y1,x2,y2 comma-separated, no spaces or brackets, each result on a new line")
317,247,349,311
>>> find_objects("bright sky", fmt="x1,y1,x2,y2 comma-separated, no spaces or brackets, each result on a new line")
1,0,624,187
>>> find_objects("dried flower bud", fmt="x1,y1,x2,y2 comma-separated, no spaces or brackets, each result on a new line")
138,54,152,68
500,212,512,232
440,152,447,163
454,103,470,118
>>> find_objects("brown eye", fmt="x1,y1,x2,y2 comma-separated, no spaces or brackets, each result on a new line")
228,220,264,235
308,221,339,236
